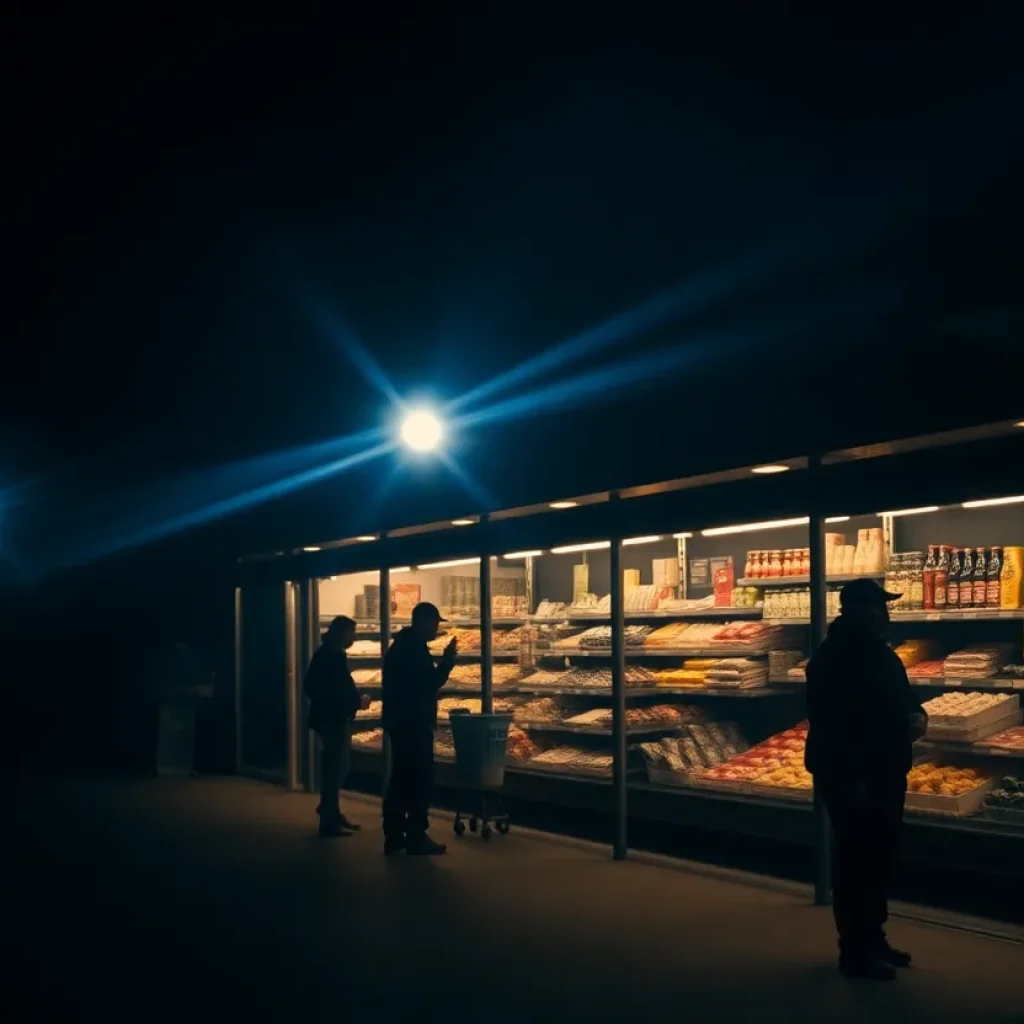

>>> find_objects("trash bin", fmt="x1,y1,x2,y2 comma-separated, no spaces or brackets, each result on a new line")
449,711,512,790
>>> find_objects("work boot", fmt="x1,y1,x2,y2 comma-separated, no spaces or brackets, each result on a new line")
384,836,407,855
875,937,912,968
838,952,897,981
338,815,362,832
406,835,447,856
318,821,354,839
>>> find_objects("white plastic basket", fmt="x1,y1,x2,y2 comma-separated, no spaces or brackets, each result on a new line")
449,712,512,790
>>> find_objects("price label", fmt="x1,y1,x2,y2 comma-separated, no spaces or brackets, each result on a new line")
945,678,962,686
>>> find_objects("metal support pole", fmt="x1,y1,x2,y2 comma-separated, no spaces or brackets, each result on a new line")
809,460,831,906
301,579,319,793
480,538,493,714
285,582,301,791
233,587,243,774
380,566,392,797
610,510,627,860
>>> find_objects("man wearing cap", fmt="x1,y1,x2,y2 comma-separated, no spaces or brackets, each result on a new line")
805,578,927,981
382,602,458,854
304,615,369,837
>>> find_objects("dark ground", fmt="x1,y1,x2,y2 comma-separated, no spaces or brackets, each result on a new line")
5,776,1023,1022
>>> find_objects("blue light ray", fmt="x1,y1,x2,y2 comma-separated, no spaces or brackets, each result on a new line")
438,451,498,511
55,440,395,570
448,232,816,415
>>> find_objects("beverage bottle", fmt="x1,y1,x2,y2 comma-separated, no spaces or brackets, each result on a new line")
894,555,909,612
947,548,963,609
923,546,937,609
987,547,1003,608
959,548,975,609
745,551,755,579
972,548,989,608
934,546,950,610
909,553,925,611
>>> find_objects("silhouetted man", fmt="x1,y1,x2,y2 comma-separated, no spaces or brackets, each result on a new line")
382,601,457,855
305,615,367,837
805,578,927,981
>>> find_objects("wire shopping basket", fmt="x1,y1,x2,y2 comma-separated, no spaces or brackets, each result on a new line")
449,712,512,790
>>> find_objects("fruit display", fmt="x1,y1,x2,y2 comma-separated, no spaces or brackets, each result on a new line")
907,761,993,797
702,724,812,792
705,658,769,689
943,643,1017,679
984,775,1024,809
982,725,1024,750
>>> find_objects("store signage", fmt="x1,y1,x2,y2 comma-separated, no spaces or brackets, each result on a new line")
689,558,711,588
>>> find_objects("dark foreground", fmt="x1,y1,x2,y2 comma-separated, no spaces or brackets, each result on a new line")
6,777,1023,1022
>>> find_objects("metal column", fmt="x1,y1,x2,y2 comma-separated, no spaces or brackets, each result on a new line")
233,587,243,774
380,566,392,798
285,582,301,791
480,537,493,714
610,515,627,860
809,469,831,905
300,579,319,793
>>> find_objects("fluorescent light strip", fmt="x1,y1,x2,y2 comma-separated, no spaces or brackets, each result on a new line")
416,557,481,570
672,532,694,539
450,519,475,526
503,550,543,559
701,517,810,537
355,535,377,542
549,501,578,509
961,495,1024,509
388,566,411,573
550,541,611,554
877,506,939,517
751,464,790,475
623,535,664,546
825,516,851,523
302,546,321,552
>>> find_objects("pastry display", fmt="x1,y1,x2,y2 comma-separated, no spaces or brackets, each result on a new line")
907,761,993,796
921,692,1017,723
352,668,382,685
982,725,1024,750
943,643,1017,679
703,724,812,791
351,727,384,749
893,638,942,669
437,697,483,720
907,660,944,678
529,746,613,775
506,725,542,762
354,700,383,720
349,639,382,657
513,697,566,722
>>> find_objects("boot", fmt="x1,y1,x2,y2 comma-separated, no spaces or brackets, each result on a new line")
839,951,897,981
406,834,447,856
384,835,407,855
875,937,912,968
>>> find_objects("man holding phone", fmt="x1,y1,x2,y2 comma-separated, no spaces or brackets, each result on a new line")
382,601,458,855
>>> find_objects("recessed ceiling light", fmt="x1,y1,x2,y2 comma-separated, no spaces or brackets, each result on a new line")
503,550,543,559
622,535,663,546
751,464,790,475
549,500,578,509
355,535,377,542
961,495,1024,509
451,519,475,526
303,545,321,552
550,541,610,554
876,507,939,518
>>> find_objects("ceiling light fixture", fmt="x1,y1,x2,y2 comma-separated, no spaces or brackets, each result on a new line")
389,566,411,573
550,541,611,554
355,535,377,542
416,557,481,570
622,535,664,546
503,550,543,559
302,545,321,552
701,517,810,537
451,519,475,526
877,506,939,518
751,464,790,475
672,532,694,539
549,501,578,509
961,495,1024,509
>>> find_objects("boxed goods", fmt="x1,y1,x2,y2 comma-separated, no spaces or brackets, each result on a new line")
1002,547,1023,608
893,638,942,669
391,583,422,618
981,725,1024,751
942,643,1017,679
906,760,996,815
713,557,735,607
922,692,1020,741
705,658,769,689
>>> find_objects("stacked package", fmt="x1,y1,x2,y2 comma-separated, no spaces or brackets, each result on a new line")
786,658,808,682
640,721,747,778
645,622,692,648
709,621,786,651
906,660,944,679
574,624,653,649
705,658,769,689
893,638,942,670
352,668,382,685
654,659,718,688
943,643,1017,679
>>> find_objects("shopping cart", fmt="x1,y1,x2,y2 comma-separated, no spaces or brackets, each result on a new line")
448,711,512,840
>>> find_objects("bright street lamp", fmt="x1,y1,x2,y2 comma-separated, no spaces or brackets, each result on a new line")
400,408,444,453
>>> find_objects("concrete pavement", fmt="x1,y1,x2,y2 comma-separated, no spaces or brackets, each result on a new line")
6,777,1023,1022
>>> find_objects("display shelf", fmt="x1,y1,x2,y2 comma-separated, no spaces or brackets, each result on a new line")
515,719,683,737
431,650,522,660
540,647,774,659
352,714,383,725
508,762,627,782
923,739,1024,760
891,609,1024,622
513,683,793,698
532,608,763,622
908,676,1024,691
736,572,885,588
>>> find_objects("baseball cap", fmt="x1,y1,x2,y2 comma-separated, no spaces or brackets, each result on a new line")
840,578,901,610
411,601,447,624
323,615,356,636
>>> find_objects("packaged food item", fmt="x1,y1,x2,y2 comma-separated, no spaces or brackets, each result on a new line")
713,557,735,606
947,548,963,610
972,548,989,609
1001,547,1023,609
934,545,950,610
923,546,937,609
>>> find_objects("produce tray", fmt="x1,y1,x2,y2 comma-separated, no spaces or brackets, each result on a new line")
905,777,997,817
927,708,1022,743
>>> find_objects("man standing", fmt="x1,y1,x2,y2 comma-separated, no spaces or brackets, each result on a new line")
382,601,458,855
805,579,927,981
305,615,367,838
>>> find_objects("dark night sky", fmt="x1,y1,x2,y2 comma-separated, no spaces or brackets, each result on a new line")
5,9,1024,583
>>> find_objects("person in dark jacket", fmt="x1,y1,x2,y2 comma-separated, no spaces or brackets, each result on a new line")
305,615,366,837
381,601,457,855
805,578,927,981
